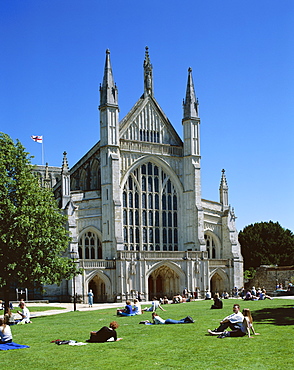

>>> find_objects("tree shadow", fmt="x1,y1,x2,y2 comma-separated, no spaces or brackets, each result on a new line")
252,305,294,326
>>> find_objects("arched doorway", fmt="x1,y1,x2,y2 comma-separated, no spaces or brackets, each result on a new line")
148,264,180,300
89,275,106,303
210,272,225,297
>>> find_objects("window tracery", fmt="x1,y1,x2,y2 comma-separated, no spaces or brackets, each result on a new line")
205,234,216,259
78,231,102,259
123,162,178,251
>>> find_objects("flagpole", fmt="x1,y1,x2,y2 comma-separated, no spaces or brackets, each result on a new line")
42,138,44,165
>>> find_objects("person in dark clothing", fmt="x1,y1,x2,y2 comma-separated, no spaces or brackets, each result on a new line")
210,293,223,309
87,321,122,342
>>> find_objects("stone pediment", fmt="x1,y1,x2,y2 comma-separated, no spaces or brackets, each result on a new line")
119,95,182,147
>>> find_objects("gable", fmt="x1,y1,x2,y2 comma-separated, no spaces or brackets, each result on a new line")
119,96,183,147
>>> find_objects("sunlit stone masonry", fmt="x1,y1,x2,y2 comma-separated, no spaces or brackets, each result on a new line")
37,48,243,303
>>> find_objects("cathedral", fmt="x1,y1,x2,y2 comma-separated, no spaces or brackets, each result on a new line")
36,47,243,303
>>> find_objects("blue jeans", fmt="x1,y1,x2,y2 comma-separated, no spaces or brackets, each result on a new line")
165,318,187,324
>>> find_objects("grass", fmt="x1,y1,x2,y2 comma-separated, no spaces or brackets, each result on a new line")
11,306,66,313
1,299,293,370
10,305,65,313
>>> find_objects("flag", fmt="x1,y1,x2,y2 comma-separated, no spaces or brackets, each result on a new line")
31,135,43,143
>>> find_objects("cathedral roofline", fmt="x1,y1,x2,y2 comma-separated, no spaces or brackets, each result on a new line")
119,94,183,147
69,140,101,176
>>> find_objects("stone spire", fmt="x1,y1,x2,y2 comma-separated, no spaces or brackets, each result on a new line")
61,151,70,209
219,169,229,209
44,162,51,189
183,67,198,119
99,49,118,107
61,151,69,174
143,46,153,97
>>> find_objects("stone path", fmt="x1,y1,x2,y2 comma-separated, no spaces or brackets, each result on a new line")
27,302,128,318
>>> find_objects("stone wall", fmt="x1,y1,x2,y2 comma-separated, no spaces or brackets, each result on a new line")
246,265,294,293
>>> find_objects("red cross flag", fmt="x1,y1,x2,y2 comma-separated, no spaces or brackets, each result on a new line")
31,135,43,143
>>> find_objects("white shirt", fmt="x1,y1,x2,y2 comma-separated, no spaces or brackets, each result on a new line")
134,302,142,314
21,307,31,323
0,325,12,342
224,312,244,327
153,315,166,324
152,301,160,310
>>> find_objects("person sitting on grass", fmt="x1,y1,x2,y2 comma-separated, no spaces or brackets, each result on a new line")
221,291,229,299
259,289,273,300
152,312,194,324
208,307,260,339
86,321,122,342
4,307,15,326
163,296,169,304
133,299,142,314
16,302,32,324
142,297,166,312
0,318,13,344
210,293,223,309
172,294,183,303
244,290,258,301
208,303,244,338
117,300,134,316
241,308,260,337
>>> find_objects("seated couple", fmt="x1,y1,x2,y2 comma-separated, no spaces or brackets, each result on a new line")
152,312,194,324
117,299,142,316
86,321,122,343
208,304,260,338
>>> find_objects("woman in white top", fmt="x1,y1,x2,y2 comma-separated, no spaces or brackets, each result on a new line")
133,299,142,314
0,318,13,343
242,308,260,338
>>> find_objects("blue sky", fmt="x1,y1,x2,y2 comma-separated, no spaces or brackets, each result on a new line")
1,0,293,232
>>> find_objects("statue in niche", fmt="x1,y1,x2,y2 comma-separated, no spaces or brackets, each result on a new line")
129,259,136,275
195,257,200,274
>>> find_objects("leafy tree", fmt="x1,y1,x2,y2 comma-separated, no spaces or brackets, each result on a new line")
0,133,77,306
239,221,294,270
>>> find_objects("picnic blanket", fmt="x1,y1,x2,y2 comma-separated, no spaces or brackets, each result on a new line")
0,342,30,351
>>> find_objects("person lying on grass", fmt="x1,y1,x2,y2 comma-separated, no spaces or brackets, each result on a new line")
152,312,194,324
86,321,122,342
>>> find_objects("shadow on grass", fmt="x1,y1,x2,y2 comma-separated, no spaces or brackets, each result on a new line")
253,305,294,326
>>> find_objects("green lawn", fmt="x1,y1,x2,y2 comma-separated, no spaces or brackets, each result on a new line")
1,299,294,370
11,306,66,313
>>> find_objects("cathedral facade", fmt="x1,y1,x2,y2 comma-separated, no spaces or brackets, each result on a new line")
38,48,243,303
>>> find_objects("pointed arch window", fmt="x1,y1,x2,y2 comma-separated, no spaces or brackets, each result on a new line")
78,231,102,259
123,162,179,251
205,234,217,259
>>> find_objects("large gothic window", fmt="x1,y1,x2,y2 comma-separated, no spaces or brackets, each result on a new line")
78,231,102,259
123,162,179,251
205,234,216,259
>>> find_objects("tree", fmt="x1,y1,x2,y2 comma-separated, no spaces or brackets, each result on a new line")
0,133,77,306
239,221,294,270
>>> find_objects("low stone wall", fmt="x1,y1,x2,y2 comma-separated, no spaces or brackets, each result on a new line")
246,265,294,294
